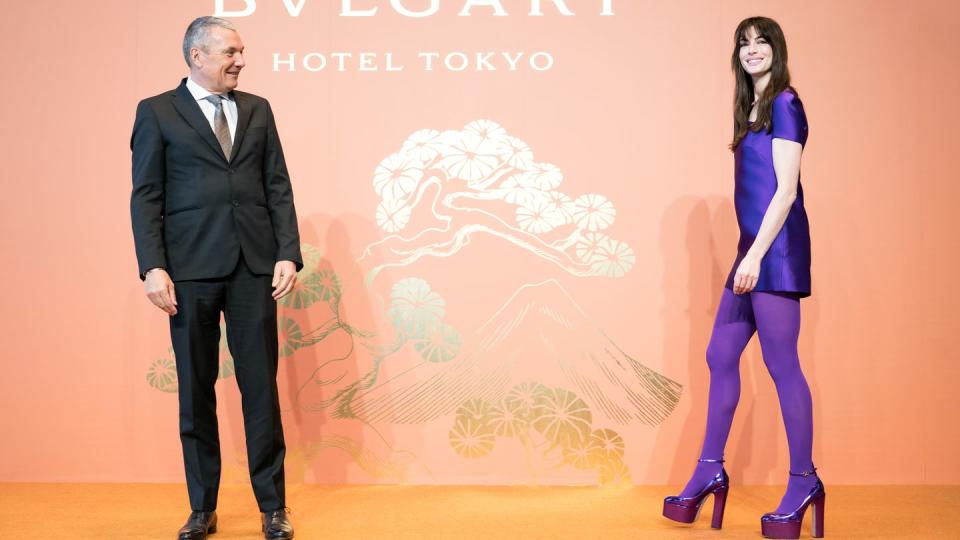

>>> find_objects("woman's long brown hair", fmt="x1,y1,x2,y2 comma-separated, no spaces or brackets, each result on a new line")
730,17,795,150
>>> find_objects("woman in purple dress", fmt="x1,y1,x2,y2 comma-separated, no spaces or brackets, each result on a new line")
661,17,825,539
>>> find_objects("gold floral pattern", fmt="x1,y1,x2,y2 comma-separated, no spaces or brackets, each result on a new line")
413,322,461,363
281,269,342,309
388,278,446,339
531,387,593,448
588,428,625,465
561,437,595,470
278,316,304,358
503,381,551,421
449,415,495,458
146,358,177,393
455,398,492,424
450,384,631,484
487,398,529,438
598,455,632,485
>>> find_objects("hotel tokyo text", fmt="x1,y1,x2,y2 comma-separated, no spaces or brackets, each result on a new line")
272,51,556,72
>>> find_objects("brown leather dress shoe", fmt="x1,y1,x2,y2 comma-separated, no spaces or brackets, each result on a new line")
262,508,294,539
178,510,217,539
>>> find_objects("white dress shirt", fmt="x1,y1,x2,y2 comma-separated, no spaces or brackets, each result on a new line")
186,77,237,142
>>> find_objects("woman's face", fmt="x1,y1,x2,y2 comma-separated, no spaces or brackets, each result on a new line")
738,26,773,77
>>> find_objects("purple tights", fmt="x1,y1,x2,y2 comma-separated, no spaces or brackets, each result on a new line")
680,288,818,513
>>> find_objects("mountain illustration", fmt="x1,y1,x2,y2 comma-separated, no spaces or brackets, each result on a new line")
348,279,681,426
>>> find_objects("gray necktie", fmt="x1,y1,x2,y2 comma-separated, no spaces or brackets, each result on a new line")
204,94,232,160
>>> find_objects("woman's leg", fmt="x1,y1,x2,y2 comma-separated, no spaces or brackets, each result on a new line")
751,291,817,512
680,288,756,497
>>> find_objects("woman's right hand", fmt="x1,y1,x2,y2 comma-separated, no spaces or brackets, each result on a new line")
733,255,760,295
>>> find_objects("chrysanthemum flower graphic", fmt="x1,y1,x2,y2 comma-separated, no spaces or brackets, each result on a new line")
449,415,495,458
281,269,342,309
313,269,342,302
438,131,500,182
400,128,447,163
373,152,424,201
278,316,304,357
542,191,575,224
487,398,529,438
297,243,323,278
516,197,565,234
531,387,593,448
504,382,551,421
375,198,412,232
500,171,547,206
497,135,534,169
146,358,178,393
414,322,461,363
526,162,563,191
456,398,493,424
464,119,508,145
588,428,626,466
387,278,446,338
590,238,636,278
574,231,610,263
572,193,616,231
562,437,598,470
599,456,632,485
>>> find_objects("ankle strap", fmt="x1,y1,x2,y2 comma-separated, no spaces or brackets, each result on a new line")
789,466,817,477
698,458,725,464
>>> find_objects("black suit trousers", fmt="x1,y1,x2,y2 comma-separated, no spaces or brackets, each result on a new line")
170,255,285,512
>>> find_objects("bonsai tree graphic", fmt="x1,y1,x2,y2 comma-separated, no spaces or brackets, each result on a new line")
360,120,636,283
146,120,675,483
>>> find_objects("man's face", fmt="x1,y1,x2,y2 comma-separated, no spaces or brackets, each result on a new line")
191,26,245,93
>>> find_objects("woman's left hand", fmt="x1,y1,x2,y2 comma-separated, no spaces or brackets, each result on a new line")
733,256,761,295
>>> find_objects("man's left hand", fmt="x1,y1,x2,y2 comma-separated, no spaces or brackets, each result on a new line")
272,260,297,300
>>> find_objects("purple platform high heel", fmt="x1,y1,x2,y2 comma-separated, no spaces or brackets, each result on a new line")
761,467,826,539
662,458,730,529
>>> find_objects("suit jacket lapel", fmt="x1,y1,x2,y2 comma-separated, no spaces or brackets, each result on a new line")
231,91,252,162
172,80,228,162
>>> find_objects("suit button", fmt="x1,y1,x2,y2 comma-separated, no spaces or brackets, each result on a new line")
232,200,240,207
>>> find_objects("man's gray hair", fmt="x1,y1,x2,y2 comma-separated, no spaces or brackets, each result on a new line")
182,16,237,67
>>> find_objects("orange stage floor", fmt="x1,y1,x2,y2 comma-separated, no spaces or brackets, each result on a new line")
1,483,956,539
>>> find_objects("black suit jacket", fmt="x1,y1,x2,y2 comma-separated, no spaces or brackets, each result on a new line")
131,78,302,281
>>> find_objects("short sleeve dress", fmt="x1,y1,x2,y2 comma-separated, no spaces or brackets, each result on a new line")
725,89,811,298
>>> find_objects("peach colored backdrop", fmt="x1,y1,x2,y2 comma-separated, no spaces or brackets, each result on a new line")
0,0,958,486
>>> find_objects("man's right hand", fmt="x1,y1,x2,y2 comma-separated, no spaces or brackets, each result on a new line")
144,268,178,315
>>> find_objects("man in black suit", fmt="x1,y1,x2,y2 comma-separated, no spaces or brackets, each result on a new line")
131,16,299,540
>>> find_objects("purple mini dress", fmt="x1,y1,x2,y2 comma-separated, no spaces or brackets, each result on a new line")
725,89,811,298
